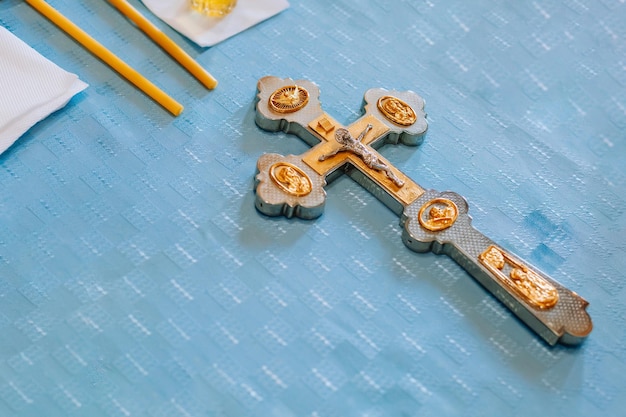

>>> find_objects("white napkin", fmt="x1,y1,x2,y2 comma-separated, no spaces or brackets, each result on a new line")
141,0,289,47
0,26,88,155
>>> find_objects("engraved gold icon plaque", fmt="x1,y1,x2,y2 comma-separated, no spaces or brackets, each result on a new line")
377,95,417,126
270,162,313,197
417,198,459,231
479,245,559,310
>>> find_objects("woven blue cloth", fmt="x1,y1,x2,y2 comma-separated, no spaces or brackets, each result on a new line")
0,0,624,415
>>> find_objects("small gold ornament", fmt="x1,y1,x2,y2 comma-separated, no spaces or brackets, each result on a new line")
270,162,313,196
417,198,459,231
269,85,309,114
377,96,417,126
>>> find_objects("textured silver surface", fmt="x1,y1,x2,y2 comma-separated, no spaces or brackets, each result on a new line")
402,190,592,345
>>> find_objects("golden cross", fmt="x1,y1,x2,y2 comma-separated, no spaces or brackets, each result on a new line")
253,76,592,346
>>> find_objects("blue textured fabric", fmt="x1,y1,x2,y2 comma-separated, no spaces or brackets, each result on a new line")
0,0,624,416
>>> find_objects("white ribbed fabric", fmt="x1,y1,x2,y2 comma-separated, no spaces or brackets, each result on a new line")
0,26,88,154
142,0,289,47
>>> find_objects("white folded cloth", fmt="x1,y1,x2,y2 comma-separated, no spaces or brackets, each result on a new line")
141,0,289,47
0,26,88,155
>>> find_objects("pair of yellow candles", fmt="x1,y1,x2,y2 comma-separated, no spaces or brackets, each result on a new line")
24,0,218,116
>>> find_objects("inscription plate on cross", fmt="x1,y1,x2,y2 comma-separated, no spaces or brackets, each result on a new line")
253,76,592,346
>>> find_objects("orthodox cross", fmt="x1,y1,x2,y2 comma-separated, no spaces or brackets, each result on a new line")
253,76,592,346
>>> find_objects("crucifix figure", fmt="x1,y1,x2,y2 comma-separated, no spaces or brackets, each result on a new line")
318,124,404,187
253,76,592,346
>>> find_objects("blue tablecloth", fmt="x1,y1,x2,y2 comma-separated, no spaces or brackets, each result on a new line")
1,0,625,415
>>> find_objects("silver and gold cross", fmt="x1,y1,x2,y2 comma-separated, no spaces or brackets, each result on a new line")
253,76,592,346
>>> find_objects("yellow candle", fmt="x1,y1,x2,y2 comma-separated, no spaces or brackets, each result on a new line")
108,0,218,90
24,0,184,116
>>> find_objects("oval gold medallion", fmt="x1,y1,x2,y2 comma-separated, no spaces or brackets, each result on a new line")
270,162,313,196
417,198,458,231
377,96,417,126
268,85,309,114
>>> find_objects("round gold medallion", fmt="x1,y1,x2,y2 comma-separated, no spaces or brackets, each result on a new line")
270,162,312,196
268,85,309,114
377,96,417,126
417,198,458,231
